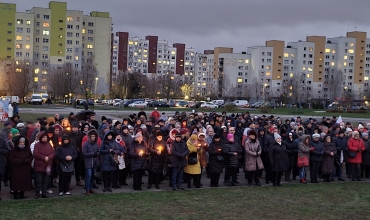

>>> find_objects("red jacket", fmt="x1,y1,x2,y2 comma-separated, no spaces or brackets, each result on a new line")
33,141,55,172
151,111,160,121
347,138,365,164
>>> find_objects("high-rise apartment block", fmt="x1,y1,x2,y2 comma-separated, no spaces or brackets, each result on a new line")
0,1,112,95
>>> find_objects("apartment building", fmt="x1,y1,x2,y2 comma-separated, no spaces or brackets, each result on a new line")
0,1,112,95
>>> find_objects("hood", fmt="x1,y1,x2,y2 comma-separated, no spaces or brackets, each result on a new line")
295,125,305,134
300,134,311,143
103,130,116,140
15,135,29,149
38,131,49,142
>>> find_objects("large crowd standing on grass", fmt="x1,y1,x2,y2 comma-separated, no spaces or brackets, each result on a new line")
0,108,369,200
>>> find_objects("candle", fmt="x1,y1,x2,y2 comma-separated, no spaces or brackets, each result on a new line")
204,143,207,147
198,144,201,147
139,150,143,154
218,149,221,151
158,146,162,152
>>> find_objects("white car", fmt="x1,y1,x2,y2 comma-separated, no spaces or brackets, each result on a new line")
128,101,147,108
200,102,218,108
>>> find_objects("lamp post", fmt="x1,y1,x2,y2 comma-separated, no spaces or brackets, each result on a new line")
94,77,98,100
263,83,268,101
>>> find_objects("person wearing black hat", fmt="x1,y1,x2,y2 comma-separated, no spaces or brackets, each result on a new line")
333,129,347,181
56,136,77,196
69,122,84,187
138,109,147,120
207,133,224,187
244,130,263,186
147,131,167,189
171,133,189,190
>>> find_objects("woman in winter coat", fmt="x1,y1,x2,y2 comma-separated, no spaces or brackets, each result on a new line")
361,133,370,178
197,133,208,187
100,130,121,192
0,136,8,201
207,133,225,187
348,131,366,181
147,131,167,189
171,133,190,190
283,133,295,182
33,132,55,199
82,130,99,196
309,133,324,183
298,135,311,183
56,136,77,196
244,130,263,186
269,133,288,186
184,134,202,188
129,133,148,191
224,133,243,186
9,135,33,199
362,137,370,178
321,135,337,182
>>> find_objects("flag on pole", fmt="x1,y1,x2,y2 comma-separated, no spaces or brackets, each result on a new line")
336,116,342,124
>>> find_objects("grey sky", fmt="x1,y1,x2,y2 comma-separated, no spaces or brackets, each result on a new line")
10,0,370,53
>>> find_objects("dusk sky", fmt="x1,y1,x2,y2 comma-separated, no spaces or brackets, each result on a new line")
10,0,370,53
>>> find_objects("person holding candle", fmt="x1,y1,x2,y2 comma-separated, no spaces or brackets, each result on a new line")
197,133,208,187
129,133,148,191
184,134,202,188
171,133,190,190
147,131,167,189
56,136,77,196
207,133,224,187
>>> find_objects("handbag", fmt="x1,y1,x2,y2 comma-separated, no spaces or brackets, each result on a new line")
110,154,119,167
188,152,198,165
59,161,75,173
348,151,356,158
216,155,224,162
143,158,152,171
45,164,52,176
297,156,309,167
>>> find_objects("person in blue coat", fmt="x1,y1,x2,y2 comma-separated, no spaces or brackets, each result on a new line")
99,130,121,192
82,130,99,195
129,133,148,191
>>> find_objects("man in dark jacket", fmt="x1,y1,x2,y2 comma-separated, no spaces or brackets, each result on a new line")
333,129,347,181
171,133,189,190
0,136,8,200
69,122,84,186
263,127,277,184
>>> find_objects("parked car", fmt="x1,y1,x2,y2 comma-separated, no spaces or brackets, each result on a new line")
128,101,147,108
200,102,218,109
124,99,145,107
251,101,263,108
187,101,196,108
232,100,249,107
176,101,188,107
113,100,125,107
80,99,95,106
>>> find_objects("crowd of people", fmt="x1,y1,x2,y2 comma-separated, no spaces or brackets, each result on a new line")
0,107,369,200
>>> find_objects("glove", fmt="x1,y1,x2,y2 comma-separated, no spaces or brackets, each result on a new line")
310,147,315,151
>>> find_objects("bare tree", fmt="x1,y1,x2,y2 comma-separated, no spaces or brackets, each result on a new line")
286,72,306,105
140,74,158,99
247,82,263,101
180,83,194,100
220,74,237,100
77,61,98,101
110,70,142,99
325,68,343,101
47,64,79,100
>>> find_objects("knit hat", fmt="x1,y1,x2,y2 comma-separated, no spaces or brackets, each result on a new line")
16,123,25,128
312,133,320,138
274,133,281,140
106,118,113,124
101,116,107,121
362,132,369,138
358,124,364,129
248,130,257,137
11,128,19,136
346,128,353,132
135,133,142,139
227,133,234,143
140,124,147,129
114,121,121,127
214,133,221,139
72,122,79,128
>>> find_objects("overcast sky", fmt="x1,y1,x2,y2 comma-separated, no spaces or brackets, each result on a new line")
11,0,370,53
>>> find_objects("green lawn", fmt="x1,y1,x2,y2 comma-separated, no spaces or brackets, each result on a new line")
1,183,370,219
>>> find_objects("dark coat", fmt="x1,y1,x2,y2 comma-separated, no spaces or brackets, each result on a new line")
224,141,243,168
56,142,78,173
207,140,225,174
129,139,148,171
283,138,295,170
362,140,370,166
9,136,33,191
99,131,121,171
82,135,99,169
309,140,324,162
171,140,190,168
244,138,264,171
122,133,133,165
69,131,84,155
321,141,337,174
269,142,288,172
148,138,167,173
33,133,55,173
0,137,8,174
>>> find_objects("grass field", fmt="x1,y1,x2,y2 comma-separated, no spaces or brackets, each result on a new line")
1,182,370,219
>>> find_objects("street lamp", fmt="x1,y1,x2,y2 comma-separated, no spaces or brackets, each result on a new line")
94,77,98,99
263,83,268,101
69,93,72,104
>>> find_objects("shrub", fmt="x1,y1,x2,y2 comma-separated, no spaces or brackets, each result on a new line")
259,105,271,113
224,104,236,112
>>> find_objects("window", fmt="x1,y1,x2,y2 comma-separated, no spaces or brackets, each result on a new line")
26,52,30,57
16,27,23,33
66,55,72,60
87,44,93,49
25,44,30,49
16,35,22,41
76,25,79,30
16,52,22,57
88,30,93,34
43,38,49,43
348,49,354,54
76,33,79,37
25,36,30,41
16,19,23,24
7,22,12,26
34,77,38,82
331,62,335,66
82,29,85,34
42,46,48,51
67,32,73,37
43,22,49,27
75,56,79,61
344,62,347,66
75,41,79,45
66,48,72,53
245,59,249,64
88,22,94,27
67,40,72,45
67,24,73,29
59,20,63,23
59,28,63,31
58,59,62,62
15,44,22,49
43,15,49,19
325,48,330,53
7,31,11,34
87,52,93,56
267,52,272,56
267,59,271,63
26,20,31,25
43,30,49,35
59,35,63,39
88,37,93,42
67,16,73,21
266,72,271,76
365,77,369,81
7,39,11,42
237,78,243,83
42,54,48,59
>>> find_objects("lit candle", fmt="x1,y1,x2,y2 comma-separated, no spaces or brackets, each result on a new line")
218,149,221,151
158,146,162,152
203,143,207,147
139,150,143,154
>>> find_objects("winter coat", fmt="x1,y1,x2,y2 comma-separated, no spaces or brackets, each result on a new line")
298,135,311,160
244,138,264,171
148,138,167,173
362,140,370,166
309,140,324,162
347,138,365,164
269,141,288,172
334,136,348,163
207,140,225,174
122,132,133,165
171,140,190,168
197,138,208,167
33,134,55,173
184,139,201,174
56,142,78,173
129,139,148,171
0,138,8,175
69,131,84,156
224,141,243,168
82,136,99,169
284,138,296,170
99,131,121,171
9,136,33,191
321,141,337,174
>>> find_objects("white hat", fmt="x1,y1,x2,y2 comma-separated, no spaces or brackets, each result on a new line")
154,107,157,110
288,133,293,136
16,123,25,128
140,124,147,129
358,124,364,129
346,128,353,132
274,133,281,139
312,134,320,138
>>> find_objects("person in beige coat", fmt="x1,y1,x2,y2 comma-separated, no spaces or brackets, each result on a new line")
244,130,264,186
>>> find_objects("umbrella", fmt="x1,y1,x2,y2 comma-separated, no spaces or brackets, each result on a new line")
75,110,95,121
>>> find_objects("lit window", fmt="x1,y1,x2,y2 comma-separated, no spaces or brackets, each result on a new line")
365,77,369,81
16,35,22,41
291,54,294,58
43,30,49,35
284,53,289,58
344,55,348,60
26,20,31,25
34,77,39,82
82,29,85,34
59,35,63,39
16,19,23,24
245,59,249,64
34,68,39,74
237,78,243,83
238,59,243,63
348,49,354,54
87,44,93,49
43,22,49,27
171,51,176,55
307,74,311,77
344,62,347,66
266,65,271,70
332,49,336,54
290,73,294,77
42,70,47,74
350,43,354,47
308,68,313,72
302,67,306,71
67,16,73,21
15,68,22,72
16,44,22,49
325,48,330,53
266,72,271,76
25,44,30,49
75,56,79,61
331,62,335,66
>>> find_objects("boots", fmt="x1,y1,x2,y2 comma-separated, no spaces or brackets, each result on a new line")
85,190,90,196
76,181,84,186
284,171,291,182
14,191,19,200
227,179,232,186
89,189,96,194
300,178,307,184
103,180,108,192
